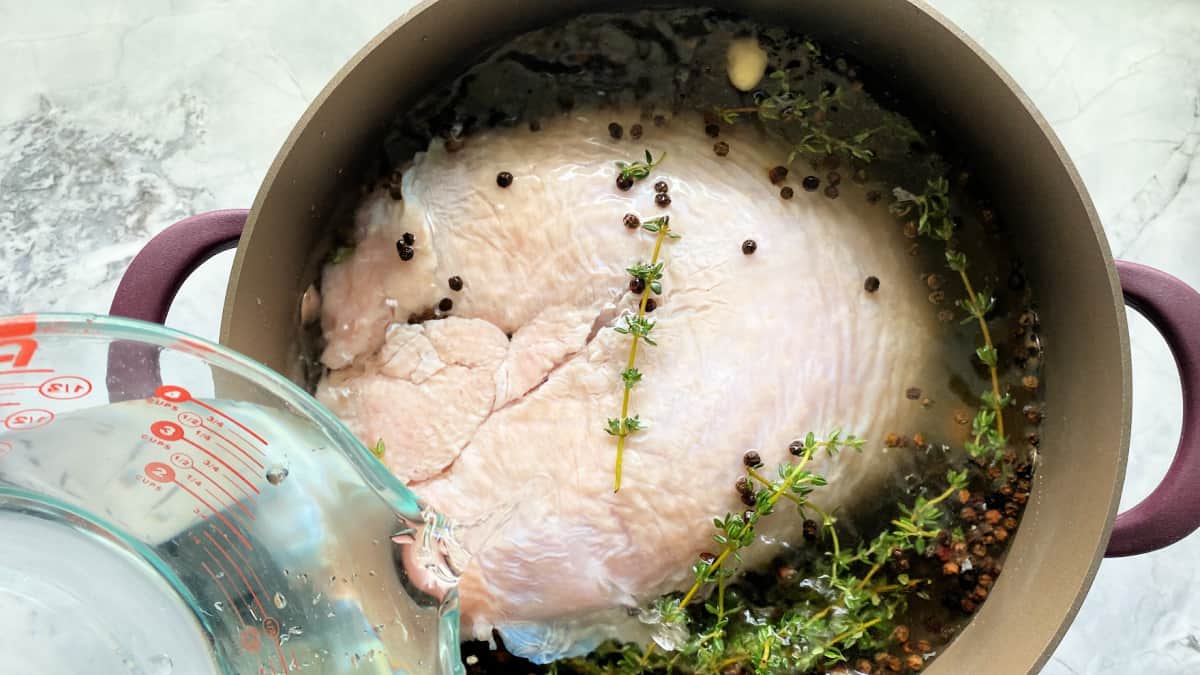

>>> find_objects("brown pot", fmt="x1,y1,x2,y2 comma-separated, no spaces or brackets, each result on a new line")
110,1,1200,672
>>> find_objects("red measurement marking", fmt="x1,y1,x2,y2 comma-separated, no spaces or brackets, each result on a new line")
144,461,176,483
204,530,268,620
221,423,267,458
181,436,260,495
203,485,253,527
188,425,261,476
192,399,268,446
201,547,248,628
38,375,92,400
155,384,192,403
240,625,262,653
171,452,254,520
175,479,252,550
220,468,258,502
0,318,37,369
201,560,246,628
0,384,37,390
151,420,185,441
0,402,18,407
202,422,265,470
2,408,53,431
269,619,290,675
230,541,274,625
0,369,53,376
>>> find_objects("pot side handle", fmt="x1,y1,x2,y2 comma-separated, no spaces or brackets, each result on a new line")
109,209,248,324
1106,260,1200,557
107,210,246,403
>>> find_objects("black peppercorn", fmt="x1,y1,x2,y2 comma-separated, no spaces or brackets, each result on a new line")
827,171,842,186
654,180,669,193
699,552,717,565
802,175,820,192
623,213,640,229
616,174,634,191
496,171,513,188
389,185,403,200
780,186,794,200
396,243,415,261
630,123,643,139
865,276,881,293
788,440,804,456
735,476,753,496
629,277,646,294
655,192,671,207
1009,268,1026,290
713,141,730,156
645,298,657,312
608,122,623,140
824,185,840,199
705,123,720,138
742,239,757,255
866,189,882,204
448,276,464,292
438,298,453,312
768,165,789,184
743,450,763,468
803,519,819,542
402,232,415,246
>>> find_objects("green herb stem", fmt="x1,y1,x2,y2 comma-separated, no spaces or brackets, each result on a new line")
613,219,674,492
640,445,820,666
957,268,1006,439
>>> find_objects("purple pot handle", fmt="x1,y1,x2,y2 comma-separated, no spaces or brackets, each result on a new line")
1106,260,1200,557
107,210,246,402
109,209,247,324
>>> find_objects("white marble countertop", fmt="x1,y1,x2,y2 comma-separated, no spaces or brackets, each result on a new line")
1,1,1197,672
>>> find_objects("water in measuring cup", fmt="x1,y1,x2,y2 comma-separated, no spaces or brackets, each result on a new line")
0,502,218,675
0,390,467,675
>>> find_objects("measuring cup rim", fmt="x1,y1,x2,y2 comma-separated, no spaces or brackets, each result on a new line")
3,312,415,510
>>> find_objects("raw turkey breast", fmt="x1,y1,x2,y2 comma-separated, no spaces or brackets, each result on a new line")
315,110,941,662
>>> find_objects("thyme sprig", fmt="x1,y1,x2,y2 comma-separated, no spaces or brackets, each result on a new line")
637,431,863,667
568,434,971,675
617,150,666,184
892,179,1010,462
610,215,680,492
715,71,877,163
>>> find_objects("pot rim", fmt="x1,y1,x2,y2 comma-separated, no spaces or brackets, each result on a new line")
221,1,1132,672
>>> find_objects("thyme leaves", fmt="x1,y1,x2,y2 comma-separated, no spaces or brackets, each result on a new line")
617,150,666,185
610,213,680,492
892,178,1011,463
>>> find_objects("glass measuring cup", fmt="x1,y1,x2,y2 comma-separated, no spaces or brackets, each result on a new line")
0,314,468,675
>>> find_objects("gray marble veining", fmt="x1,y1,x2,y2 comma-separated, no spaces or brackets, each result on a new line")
1,1,1198,672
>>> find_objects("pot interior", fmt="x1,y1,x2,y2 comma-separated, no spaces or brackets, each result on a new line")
221,1,1131,672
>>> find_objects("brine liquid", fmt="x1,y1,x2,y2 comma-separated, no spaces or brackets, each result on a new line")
0,400,467,675
0,506,218,675
317,7,1046,674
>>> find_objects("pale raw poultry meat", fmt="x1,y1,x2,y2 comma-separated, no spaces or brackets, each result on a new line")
315,110,943,662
